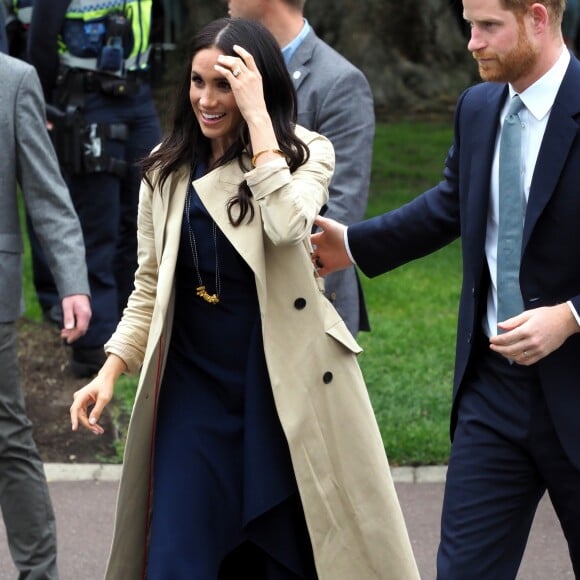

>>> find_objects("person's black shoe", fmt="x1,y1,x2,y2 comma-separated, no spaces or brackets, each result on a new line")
42,304,63,327
70,347,107,379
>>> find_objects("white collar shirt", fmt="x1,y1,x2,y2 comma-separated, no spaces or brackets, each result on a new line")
483,47,570,337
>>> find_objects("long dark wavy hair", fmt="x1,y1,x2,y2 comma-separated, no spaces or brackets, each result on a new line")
141,17,310,226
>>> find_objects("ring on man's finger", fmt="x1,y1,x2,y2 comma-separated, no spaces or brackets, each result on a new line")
233,68,242,77
522,350,529,358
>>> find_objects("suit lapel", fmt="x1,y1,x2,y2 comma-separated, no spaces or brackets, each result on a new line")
524,58,580,248
463,85,506,260
287,29,316,91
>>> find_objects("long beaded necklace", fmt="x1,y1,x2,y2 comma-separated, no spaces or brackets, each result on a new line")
183,184,221,304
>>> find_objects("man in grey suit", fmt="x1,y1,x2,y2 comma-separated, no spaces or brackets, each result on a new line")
226,0,375,335
0,50,91,579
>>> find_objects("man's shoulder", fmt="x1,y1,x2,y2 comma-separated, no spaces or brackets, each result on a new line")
459,81,505,109
298,28,367,79
0,52,32,77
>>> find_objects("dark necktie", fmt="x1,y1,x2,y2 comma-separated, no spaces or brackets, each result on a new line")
497,95,525,333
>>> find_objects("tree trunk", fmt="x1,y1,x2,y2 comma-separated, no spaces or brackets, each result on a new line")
160,0,478,119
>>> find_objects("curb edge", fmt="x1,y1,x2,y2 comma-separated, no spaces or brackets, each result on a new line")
44,463,447,483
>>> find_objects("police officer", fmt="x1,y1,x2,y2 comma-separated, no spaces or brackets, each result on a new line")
27,0,162,377
3,0,32,58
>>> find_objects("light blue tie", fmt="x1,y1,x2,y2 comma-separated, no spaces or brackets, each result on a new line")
497,95,525,333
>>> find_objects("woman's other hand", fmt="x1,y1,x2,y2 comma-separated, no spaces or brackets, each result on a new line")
70,354,126,435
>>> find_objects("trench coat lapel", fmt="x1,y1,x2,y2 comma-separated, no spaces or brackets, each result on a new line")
150,169,188,325
153,167,188,268
193,166,268,304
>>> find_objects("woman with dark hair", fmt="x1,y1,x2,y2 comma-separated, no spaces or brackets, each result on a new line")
70,17,419,580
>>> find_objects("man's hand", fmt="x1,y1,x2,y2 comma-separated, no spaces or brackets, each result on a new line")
310,215,353,276
489,303,580,365
60,294,92,344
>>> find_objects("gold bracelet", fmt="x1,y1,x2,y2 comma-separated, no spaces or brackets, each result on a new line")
251,148,284,167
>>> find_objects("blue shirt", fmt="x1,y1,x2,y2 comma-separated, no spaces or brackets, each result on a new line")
281,19,311,66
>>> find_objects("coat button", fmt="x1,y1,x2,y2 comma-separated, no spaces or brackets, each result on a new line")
294,298,306,310
323,371,333,384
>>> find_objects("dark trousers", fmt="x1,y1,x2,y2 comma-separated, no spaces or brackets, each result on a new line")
0,323,58,579
27,83,161,348
437,340,580,579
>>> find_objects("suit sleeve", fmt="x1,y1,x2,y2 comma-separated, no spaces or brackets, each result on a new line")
314,66,374,226
16,63,90,298
348,144,462,278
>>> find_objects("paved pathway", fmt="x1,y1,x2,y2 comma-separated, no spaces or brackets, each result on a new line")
0,465,573,579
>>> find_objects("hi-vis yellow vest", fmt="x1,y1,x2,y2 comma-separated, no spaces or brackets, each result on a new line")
59,0,152,75
10,0,34,24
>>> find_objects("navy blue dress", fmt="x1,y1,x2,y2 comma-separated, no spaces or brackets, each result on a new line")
146,163,317,579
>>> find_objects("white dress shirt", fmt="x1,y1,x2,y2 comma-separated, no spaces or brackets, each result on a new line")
483,47,573,336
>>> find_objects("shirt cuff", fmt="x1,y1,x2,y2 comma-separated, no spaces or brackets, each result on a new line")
343,226,356,265
567,300,580,326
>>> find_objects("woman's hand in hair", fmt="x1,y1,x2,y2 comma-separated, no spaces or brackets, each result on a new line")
215,45,268,125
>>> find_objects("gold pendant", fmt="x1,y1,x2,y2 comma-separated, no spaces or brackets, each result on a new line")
196,285,220,304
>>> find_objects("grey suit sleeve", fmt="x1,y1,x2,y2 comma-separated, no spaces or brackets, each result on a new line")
16,65,90,299
314,67,375,225
310,65,374,334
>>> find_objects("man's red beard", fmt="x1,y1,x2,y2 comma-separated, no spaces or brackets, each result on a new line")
471,20,538,83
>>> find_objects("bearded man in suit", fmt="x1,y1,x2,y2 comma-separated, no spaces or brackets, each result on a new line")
226,0,374,336
312,0,580,577
0,51,91,578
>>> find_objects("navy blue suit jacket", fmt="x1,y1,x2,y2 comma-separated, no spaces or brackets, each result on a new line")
349,54,580,468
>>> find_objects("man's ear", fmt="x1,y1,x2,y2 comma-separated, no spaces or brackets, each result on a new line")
528,2,550,33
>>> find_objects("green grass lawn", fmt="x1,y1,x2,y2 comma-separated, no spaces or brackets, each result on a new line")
22,120,459,466
358,121,459,465
19,196,42,322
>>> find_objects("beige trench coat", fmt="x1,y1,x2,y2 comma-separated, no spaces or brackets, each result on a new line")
103,125,420,579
